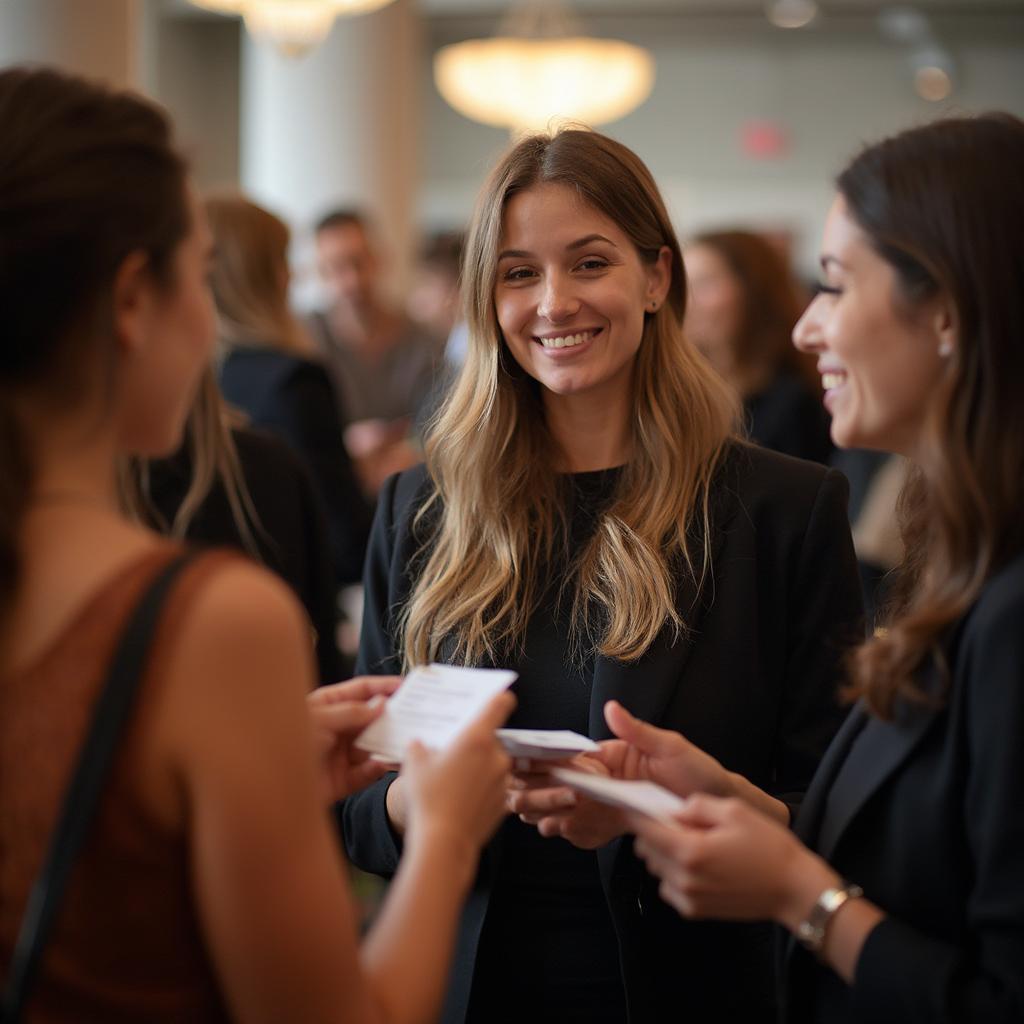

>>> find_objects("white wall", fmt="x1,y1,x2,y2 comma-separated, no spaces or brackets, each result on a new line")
420,10,1024,277
146,4,1024,278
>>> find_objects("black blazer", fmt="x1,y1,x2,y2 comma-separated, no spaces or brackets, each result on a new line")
784,551,1024,1023
219,346,373,587
343,443,864,1023
745,369,833,466
148,426,344,683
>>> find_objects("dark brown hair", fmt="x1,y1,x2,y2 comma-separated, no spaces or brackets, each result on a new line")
0,66,189,628
314,207,369,236
841,113,1024,718
689,229,817,392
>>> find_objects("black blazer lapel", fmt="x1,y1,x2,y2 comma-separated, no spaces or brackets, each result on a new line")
812,696,939,863
792,702,868,847
780,692,940,1010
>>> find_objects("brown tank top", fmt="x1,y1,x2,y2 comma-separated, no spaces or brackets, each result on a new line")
1,544,242,1022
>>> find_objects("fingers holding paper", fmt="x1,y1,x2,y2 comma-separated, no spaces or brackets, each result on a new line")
507,758,631,848
307,675,402,804
402,691,517,853
629,794,830,924
594,700,735,799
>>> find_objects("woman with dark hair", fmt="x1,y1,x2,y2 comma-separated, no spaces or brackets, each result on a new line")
0,66,514,1022
342,127,864,1022
608,113,1024,1022
685,229,832,463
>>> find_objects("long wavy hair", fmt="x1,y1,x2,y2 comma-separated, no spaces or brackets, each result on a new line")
204,193,311,354
401,129,738,669
842,113,1024,718
689,229,818,396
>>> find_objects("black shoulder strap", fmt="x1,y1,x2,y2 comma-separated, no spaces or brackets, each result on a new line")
2,550,198,1023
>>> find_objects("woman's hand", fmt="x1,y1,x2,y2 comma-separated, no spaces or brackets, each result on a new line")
595,700,736,798
598,701,790,825
506,698,737,850
306,676,401,804
630,794,838,926
506,758,629,849
401,692,516,859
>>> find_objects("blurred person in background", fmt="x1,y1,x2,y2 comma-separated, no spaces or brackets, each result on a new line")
684,229,832,464
309,209,443,493
143,368,346,682
206,194,373,590
407,230,469,420
407,230,465,351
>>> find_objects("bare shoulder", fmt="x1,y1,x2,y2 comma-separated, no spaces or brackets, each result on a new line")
133,557,318,832
153,557,315,737
178,558,310,653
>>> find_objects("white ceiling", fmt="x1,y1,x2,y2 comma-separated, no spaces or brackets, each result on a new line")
164,0,1024,17
420,0,1023,12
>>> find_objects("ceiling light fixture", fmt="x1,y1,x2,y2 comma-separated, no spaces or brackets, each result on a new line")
765,0,818,30
187,0,396,58
433,0,655,134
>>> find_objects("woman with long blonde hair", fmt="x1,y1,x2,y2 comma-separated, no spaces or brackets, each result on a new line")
343,128,864,1022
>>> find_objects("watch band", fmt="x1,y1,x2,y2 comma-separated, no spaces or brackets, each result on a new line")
796,881,864,958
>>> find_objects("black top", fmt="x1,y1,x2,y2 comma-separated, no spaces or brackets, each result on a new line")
466,469,626,1021
219,346,373,587
147,426,343,684
786,550,1024,1024
745,370,833,466
344,443,865,1023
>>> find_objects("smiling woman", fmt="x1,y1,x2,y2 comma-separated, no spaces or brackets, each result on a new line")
794,196,949,454
494,185,671,452
618,112,1024,1024
342,128,865,1024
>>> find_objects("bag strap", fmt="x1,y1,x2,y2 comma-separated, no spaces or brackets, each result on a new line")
2,550,198,1023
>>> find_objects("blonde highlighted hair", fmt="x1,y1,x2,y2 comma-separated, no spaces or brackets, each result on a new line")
401,129,739,669
204,193,311,354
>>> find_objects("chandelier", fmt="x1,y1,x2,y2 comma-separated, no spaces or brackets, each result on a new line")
434,0,655,134
187,0,397,57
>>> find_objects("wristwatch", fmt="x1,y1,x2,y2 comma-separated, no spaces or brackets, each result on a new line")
796,881,864,958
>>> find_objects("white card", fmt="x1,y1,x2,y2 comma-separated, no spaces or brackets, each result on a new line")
498,729,599,760
355,664,517,763
549,767,688,823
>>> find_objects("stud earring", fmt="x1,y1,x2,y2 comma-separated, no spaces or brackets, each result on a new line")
649,300,658,311
938,338,954,358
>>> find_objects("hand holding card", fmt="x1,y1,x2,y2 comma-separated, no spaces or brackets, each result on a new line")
549,767,688,824
355,664,517,763
498,729,598,761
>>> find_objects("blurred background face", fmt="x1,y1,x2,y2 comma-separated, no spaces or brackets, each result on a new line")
683,243,744,372
316,222,377,311
407,264,460,339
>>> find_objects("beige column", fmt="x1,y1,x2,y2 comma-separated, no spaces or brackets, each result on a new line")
0,0,141,87
239,0,422,302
